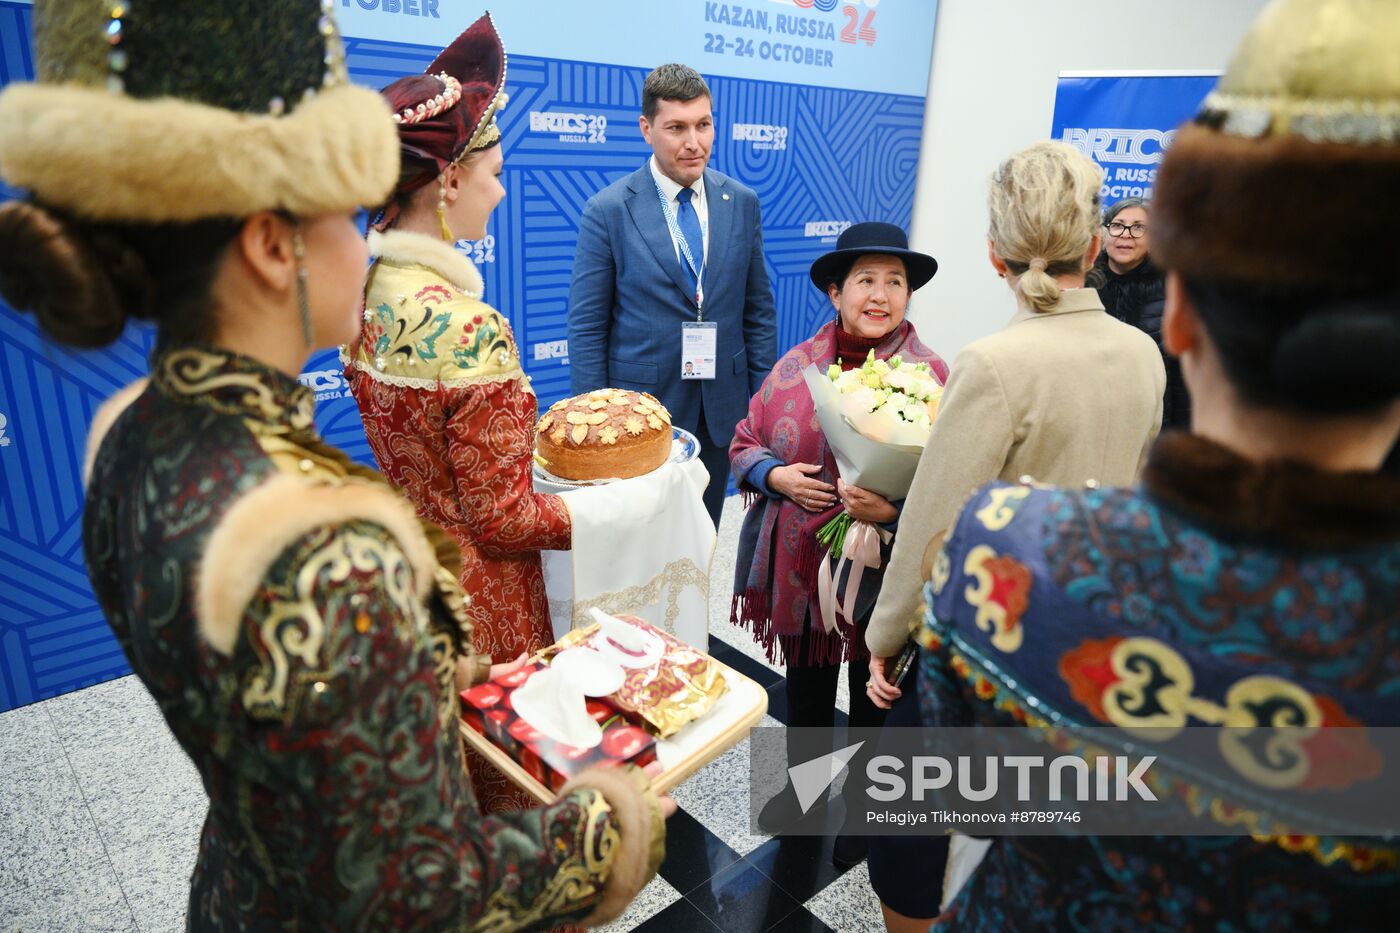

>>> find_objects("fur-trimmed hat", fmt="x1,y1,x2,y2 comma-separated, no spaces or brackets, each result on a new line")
1152,0,1400,290
378,13,508,203
0,0,398,224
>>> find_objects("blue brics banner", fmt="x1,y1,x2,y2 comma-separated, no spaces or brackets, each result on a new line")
0,0,939,709
1051,71,1220,205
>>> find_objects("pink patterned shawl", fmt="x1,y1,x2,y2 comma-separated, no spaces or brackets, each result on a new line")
729,319,948,665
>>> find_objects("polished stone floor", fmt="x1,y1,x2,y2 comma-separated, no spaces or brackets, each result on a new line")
0,496,884,932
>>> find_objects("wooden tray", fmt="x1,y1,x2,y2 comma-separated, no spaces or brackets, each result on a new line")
459,656,768,804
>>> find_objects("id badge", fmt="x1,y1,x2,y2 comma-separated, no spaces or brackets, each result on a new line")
680,321,718,380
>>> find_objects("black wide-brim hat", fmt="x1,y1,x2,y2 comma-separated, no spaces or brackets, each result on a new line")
809,222,938,291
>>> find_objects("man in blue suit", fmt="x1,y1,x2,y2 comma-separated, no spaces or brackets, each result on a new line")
568,63,778,526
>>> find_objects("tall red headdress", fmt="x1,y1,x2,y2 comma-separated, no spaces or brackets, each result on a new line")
374,12,508,226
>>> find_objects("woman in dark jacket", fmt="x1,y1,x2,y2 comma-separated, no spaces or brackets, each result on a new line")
1089,199,1191,429
1088,197,1165,322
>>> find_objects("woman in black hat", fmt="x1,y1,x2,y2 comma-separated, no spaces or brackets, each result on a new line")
730,222,948,861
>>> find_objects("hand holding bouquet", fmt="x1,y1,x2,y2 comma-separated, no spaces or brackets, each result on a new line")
802,350,945,632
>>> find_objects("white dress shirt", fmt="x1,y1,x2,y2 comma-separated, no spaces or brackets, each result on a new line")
649,155,709,267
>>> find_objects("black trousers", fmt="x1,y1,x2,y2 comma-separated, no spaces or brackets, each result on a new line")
866,685,949,917
781,615,888,790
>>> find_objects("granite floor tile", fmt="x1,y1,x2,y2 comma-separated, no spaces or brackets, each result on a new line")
594,874,684,933
110,830,198,933
765,905,837,933
802,860,885,933
745,831,853,907
681,856,802,933
68,727,199,810
0,698,63,774
48,677,193,821
0,754,108,892
709,637,785,691
764,682,788,725
49,677,177,766
667,715,783,859
0,858,137,932
631,894,722,933
656,808,745,898
44,675,160,744
709,498,783,681
86,778,207,858
64,697,206,858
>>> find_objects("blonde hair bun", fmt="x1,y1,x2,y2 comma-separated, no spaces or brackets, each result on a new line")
988,141,1103,313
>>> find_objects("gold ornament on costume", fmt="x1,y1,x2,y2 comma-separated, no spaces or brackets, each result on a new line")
391,72,463,125
1197,0,1400,144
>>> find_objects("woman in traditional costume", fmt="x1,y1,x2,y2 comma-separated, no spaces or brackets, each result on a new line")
343,21,574,815
919,0,1400,925
0,3,663,928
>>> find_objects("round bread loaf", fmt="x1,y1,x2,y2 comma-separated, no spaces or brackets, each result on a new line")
536,388,672,481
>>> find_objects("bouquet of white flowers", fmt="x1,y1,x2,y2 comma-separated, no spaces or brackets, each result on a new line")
824,351,944,447
801,350,944,631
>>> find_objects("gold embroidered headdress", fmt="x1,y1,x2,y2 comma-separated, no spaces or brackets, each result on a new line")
1153,0,1400,289
0,0,398,223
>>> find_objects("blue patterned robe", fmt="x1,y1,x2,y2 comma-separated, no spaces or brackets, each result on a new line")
919,433,1400,930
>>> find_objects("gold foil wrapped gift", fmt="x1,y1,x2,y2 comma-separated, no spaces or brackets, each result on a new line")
547,617,727,738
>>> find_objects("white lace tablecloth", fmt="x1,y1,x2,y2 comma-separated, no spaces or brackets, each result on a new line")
538,458,715,649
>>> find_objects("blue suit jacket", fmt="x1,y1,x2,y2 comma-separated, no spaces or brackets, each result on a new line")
568,163,777,448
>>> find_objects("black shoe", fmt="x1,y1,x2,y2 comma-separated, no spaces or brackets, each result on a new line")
757,783,827,835
831,831,867,868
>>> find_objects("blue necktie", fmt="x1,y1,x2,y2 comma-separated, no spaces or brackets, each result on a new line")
675,186,704,303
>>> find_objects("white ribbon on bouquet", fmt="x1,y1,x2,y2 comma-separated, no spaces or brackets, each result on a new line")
815,519,892,635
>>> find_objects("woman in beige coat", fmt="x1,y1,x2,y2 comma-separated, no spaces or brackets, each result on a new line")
861,141,1165,932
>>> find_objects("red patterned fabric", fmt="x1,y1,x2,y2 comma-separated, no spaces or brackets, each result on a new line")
346,243,575,814
349,371,571,813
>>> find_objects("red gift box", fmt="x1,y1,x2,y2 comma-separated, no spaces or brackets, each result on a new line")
460,661,657,792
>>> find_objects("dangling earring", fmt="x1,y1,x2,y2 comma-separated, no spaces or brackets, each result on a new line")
436,176,454,242
292,227,313,348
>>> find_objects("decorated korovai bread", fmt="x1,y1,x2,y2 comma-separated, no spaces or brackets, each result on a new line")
536,389,672,480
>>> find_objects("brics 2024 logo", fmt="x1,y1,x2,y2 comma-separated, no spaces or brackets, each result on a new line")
529,111,608,145
805,220,851,240
733,123,789,151
299,370,347,401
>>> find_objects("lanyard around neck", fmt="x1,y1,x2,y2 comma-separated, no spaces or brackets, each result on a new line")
655,181,706,315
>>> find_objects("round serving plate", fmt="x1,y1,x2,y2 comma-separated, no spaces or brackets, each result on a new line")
533,426,700,491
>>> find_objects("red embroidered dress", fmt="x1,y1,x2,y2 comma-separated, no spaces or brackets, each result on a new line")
346,230,571,810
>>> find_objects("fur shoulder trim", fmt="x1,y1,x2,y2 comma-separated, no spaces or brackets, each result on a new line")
0,83,396,223
83,378,149,488
559,766,666,927
368,228,484,298
1143,432,1400,548
196,475,436,656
